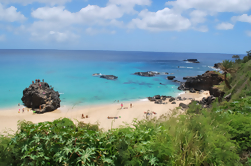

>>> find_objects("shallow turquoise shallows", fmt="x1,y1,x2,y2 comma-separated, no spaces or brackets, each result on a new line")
0,50,244,109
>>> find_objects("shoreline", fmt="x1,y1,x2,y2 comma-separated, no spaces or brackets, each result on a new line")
0,90,210,134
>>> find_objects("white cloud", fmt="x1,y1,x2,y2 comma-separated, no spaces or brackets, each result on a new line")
189,10,207,24
216,22,234,30
108,0,151,6
232,14,251,23
193,25,208,32
0,0,71,5
31,5,125,26
85,27,116,35
31,30,79,42
0,34,5,41
246,31,251,37
0,3,26,22
129,8,191,31
166,0,251,13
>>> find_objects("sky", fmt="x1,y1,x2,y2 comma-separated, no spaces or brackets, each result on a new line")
0,0,251,54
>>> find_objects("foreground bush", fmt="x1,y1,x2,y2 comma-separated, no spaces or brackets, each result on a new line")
0,113,244,166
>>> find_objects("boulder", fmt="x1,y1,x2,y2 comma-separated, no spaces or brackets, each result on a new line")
100,75,118,80
183,59,200,63
199,95,216,106
155,99,163,104
169,97,175,102
153,95,161,99
199,90,204,94
214,63,222,69
173,80,180,83
189,88,196,93
148,97,155,102
171,102,176,104
209,87,225,98
21,82,61,113
179,103,189,109
134,71,159,77
167,76,175,80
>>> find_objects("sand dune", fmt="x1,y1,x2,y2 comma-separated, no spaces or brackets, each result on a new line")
0,91,210,134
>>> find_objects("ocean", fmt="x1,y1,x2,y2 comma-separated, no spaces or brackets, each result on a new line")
0,49,244,109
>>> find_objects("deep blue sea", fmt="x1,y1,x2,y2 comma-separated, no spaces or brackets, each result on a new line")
0,50,244,109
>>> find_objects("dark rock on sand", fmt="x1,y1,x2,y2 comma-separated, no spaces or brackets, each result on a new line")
171,102,176,104
167,76,175,80
169,97,175,102
189,88,196,93
199,95,216,106
100,75,118,80
179,103,189,109
21,82,61,113
153,95,161,99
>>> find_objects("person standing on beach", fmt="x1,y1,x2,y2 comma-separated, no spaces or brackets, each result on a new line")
121,103,123,109
130,103,132,108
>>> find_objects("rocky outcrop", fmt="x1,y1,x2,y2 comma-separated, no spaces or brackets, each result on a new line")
100,75,118,80
209,87,225,98
213,63,222,69
178,71,223,91
184,59,200,63
183,76,196,80
167,76,175,80
134,71,159,77
21,82,61,113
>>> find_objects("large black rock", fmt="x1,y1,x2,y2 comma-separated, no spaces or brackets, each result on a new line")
167,76,175,80
178,71,223,91
213,63,222,69
21,82,61,113
134,71,159,77
100,75,118,80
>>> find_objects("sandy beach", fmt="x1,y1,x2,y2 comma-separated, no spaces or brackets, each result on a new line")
0,91,210,134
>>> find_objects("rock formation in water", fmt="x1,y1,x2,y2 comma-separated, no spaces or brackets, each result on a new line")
183,59,200,63
178,71,223,91
213,63,222,69
134,71,160,77
167,76,175,80
100,75,118,80
21,81,61,113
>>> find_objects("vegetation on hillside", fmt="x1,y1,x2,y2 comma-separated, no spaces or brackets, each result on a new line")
1,50,251,165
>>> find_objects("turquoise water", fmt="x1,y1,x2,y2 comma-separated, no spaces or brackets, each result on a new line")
0,50,244,109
